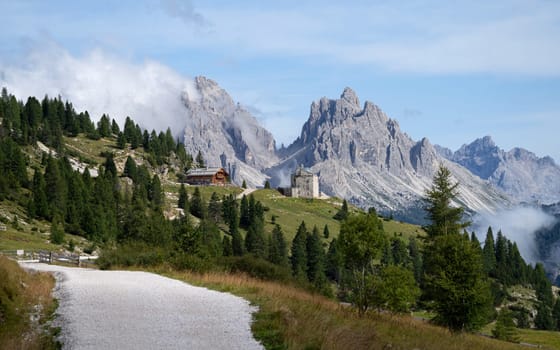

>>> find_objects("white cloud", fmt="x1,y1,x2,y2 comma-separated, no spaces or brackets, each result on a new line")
472,206,556,263
0,44,199,137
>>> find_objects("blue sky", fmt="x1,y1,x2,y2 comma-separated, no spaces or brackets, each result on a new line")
1,0,559,161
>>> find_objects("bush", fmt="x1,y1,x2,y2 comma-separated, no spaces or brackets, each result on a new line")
97,243,167,270
221,256,292,282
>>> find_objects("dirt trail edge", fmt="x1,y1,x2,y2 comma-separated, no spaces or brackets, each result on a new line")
22,263,263,350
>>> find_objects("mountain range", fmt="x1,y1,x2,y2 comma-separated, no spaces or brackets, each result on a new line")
180,76,560,223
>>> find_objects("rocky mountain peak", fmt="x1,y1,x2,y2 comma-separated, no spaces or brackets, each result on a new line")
182,76,277,187
340,87,360,108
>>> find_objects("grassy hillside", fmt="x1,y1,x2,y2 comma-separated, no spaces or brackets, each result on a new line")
154,266,526,350
0,256,58,349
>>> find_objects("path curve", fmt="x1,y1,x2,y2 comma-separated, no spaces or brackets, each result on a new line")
22,263,263,350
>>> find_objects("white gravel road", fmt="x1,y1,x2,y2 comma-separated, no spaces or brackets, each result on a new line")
22,263,264,350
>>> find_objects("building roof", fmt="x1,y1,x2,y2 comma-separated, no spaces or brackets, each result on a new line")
294,165,314,176
186,167,228,177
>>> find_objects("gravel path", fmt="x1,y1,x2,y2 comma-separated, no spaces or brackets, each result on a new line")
22,263,263,350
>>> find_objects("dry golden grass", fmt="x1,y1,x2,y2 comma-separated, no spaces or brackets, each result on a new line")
154,266,524,350
0,256,58,350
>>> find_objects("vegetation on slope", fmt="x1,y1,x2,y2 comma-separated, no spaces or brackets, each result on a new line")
0,256,59,349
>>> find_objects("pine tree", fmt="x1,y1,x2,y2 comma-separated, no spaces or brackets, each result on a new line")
241,179,247,189
423,166,491,332
535,302,554,330
424,166,469,237
116,132,126,149
323,224,330,239
408,237,423,284
190,187,205,218
178,183,188,210
334,199,349,220
391,237,408,266
29,168,48,219
264,180,271,189
291,221,308,281
482,227,497,276
123,156,137,180
148,175,163,210
306,226,327,289
268,224,288,267
222,235,233,257
111,118,120,135
492,308,519,342
326,238,343,283
207,192,222,223
50,214,65,244
239,195,250,228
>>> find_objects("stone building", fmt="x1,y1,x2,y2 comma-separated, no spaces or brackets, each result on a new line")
290,165,319,199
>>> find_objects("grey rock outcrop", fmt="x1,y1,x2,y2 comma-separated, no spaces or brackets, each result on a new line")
269,88,510,222
182,76,277,187
440,136,560,204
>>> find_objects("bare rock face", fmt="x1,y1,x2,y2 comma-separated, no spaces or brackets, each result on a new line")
182,76,278,187
269,88,510,222
441,136,560,204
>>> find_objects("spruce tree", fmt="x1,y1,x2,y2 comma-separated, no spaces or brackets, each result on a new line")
334,199,349,220
207,192,222,223
123,156,137,179
492,308,519,342
306,226,327,289
190,187,205,218
323,224,330,239
268,224,288,267
291,221,308,281
178,183,188,210
424,166,469,237
222,235,233,257
482,227,497,276
423,166,491,332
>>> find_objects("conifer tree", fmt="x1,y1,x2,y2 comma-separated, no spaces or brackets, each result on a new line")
323,224,330,239
123,156,137,180
222,235,233,257
482,227,497,276
326,238,343,283
148,175,163,210
424,166,469,237
190,187,205,218
116,132,126,149
306,226,327,289
408,237,423,284
178,183,188,210
111,118,120,135
207,192,222,223
291,221,308,281
268,224,288,267
239,195,250,228
423,166,491,332
492,308,519,342
334,199,349,220
29,168,48,219
241,179,247,189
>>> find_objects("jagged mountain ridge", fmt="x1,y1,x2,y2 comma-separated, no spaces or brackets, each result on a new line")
268,88,510,222
182,76,278,187
437,136,560,204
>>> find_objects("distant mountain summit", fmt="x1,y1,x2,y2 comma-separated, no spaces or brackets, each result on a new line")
269,88,509,222
182,76,278,187
438,136,560,204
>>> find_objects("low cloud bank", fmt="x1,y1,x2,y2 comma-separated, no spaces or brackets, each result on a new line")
471,206,557,263
0,44,199,137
